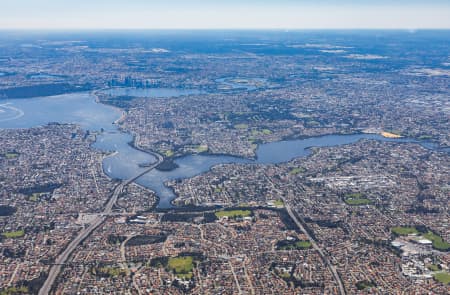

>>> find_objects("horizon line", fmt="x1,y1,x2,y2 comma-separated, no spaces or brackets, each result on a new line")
1,27,450,31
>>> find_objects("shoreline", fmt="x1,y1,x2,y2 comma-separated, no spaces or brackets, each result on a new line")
97,128,446,210
89,90,167,209
4,90,441,211
153,133,446,209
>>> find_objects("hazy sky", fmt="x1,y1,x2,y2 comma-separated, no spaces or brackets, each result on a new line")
1,0,450,29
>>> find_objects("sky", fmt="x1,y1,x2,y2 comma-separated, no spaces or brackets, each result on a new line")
1,0,450,29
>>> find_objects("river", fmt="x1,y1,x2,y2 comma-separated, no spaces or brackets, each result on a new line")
0,91,440,208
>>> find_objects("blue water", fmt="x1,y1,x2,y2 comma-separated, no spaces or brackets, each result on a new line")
0,93,120,131
134,133,419,208
0,91,435,208
93,132,157,179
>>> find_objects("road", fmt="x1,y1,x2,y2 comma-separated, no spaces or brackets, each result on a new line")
282,197,347,295
39,151,163,295
228,261,243,295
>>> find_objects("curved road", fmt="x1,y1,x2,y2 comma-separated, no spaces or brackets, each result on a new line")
39,151,163,295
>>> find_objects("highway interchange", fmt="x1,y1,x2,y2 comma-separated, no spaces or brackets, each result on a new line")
39,151,163,295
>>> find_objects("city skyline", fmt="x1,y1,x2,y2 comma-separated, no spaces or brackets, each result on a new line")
1,0,450,29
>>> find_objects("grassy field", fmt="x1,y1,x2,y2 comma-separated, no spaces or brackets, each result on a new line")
215,210,252,219
164,150,174,157
278,271,291,279
356,280,376,290
168,256,194,279
261,129,272,135
427,264,440,271
251,129,272,136
278,240,312,250
433,272,450,285
195,145,208,153
390,227,450,251
29,193,42,202
234,123,249,130
0,286,29,295
294,241,312,249
423,232,450,251
289,167,306,175
4,152,19,159
273,200,284,207
344,193,372,206
2,230,25,239
344,198,372,206
391,227,419,236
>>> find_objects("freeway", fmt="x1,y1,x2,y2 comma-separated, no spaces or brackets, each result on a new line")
39,151,163,295
282,196,347,295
